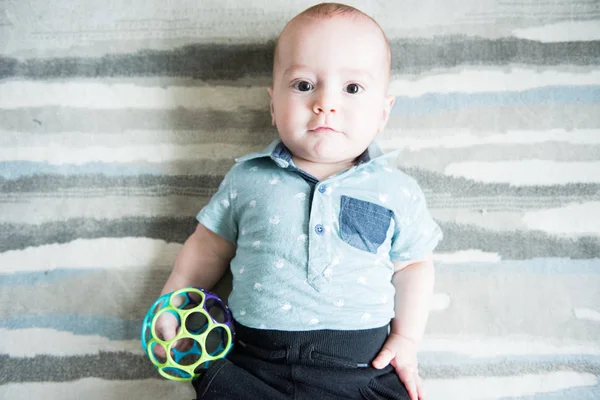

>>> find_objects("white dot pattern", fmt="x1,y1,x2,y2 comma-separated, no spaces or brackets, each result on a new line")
195,140,442,330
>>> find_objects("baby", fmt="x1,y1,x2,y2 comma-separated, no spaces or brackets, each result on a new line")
158,3,442,400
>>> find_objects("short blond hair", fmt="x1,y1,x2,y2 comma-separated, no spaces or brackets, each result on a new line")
273,3,391,82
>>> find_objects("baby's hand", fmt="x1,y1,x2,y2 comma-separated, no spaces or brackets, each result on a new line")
372,333,424,400
153,312,180,358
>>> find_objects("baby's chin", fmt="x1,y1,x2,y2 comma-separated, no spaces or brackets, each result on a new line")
301,143,359,165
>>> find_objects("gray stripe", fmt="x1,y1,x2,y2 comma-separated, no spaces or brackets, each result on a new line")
428,194,600,211
0,108,274,134
0,353,597,384
1,218,599,258
0,217,198,252
1,39,599,80
407,168,600,197
0,353,157,384
3,171,600,199
397,143,600,172
0,195,214,225
437,221,599,259
2,104,598,136
0,174,223,194
391,39,600,73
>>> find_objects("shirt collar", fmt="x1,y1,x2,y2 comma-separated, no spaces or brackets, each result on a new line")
235,139,394,168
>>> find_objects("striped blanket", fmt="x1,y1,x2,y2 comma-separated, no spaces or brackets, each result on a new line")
1,1,599,399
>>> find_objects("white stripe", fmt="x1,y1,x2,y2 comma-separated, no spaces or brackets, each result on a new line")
0,143,261,164
378,129,600,151
390,68,600,97
522,202,600,236
574,308,600,322
0,196,202,224
430,293,451,311
425,371,598,400
432,209,528,232
0,328,142,357
5,329,599,359
432,251,501,264
0,238,182,273
421,336,600,358
513,20,600,42
0,378,195,400
0,374,596,400
444,161,600,185
0,82,269,109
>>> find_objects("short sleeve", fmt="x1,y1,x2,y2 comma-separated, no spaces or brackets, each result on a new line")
196,169,238,244
390,180,442,261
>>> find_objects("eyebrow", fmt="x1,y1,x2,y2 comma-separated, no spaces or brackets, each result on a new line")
282,65,373,80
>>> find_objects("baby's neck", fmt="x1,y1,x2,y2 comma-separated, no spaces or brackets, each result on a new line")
292,156,356,181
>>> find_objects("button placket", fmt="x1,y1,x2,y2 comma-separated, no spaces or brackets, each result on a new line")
307,180,334,291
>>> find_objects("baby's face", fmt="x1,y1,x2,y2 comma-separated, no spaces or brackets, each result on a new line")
268,16,395,166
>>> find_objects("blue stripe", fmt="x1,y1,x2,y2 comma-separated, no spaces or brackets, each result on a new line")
0,161,163,180
391,86,600,116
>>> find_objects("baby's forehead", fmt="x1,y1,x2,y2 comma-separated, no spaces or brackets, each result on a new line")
273,16,391,82
279,14,385,45
274,15,390,67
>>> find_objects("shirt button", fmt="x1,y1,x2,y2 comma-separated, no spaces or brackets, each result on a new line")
315,224,324,235
318,185,326,194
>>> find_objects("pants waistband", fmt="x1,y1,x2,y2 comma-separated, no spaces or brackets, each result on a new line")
233,321,389,368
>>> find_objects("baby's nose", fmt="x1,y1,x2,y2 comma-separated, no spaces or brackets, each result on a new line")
312,91,338,114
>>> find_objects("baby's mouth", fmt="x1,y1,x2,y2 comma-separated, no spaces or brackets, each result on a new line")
308,126,339,134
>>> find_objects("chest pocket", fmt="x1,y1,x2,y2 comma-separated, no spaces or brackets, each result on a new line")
339,196,393,254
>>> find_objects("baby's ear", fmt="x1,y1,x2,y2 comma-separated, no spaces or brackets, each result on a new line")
378,95,396,132
267,88,276,126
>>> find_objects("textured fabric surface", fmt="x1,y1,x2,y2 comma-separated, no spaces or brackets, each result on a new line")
0,1,599,399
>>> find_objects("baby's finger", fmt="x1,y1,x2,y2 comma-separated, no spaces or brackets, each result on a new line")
397,368,419,400
416,374,426,400
406,377,419,400
154,344,167,359
155,313,179,341
372,348,393,369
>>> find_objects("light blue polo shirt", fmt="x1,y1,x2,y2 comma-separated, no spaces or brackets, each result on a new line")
197,140,442,331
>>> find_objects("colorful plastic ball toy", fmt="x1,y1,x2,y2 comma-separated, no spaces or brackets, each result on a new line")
141,287,235,381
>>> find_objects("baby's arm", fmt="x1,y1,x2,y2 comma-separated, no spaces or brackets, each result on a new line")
161,223,236,295
154,223,235,346
390,255,435,345
373,256,435,400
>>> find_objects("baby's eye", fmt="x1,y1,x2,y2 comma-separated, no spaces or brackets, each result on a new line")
344,83,363,94
293,81,314,92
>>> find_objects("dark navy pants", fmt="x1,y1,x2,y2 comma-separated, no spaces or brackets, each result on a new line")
193,321,410,400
